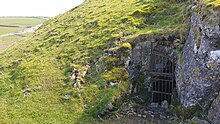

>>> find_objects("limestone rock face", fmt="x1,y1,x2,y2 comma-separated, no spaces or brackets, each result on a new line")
176,13,220,107
208,95,220,124
128,41,151,93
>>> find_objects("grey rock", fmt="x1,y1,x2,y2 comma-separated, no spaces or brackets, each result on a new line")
125,56,131,68
36,85,42,89
151,103,159,108
106,102,114,110
82,70,87,77
176,13,220,107
191,117,210,124
161,100,169,109
65,94,71,98
22,87,31,95
73,83,78,88
109,82,117,86
160,115,166,119
71,73,76,80
95,65,99,72
208,95,220,124
150,114,154,117
144,111,148,114
209,50,220,62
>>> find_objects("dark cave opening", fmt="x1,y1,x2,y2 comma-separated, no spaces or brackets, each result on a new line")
150,51,176,106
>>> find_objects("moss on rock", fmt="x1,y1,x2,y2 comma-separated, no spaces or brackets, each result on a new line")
103,68,129,83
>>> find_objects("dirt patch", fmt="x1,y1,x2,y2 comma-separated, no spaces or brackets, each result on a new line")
99,102,178,124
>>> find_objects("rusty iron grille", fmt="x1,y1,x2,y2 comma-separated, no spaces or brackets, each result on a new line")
150,42,175,105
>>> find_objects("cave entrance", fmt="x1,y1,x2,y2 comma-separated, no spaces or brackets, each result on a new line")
150,43,175,105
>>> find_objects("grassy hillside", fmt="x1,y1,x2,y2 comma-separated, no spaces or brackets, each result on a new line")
0,34,32,53
0,0,218,123
0,17,44,34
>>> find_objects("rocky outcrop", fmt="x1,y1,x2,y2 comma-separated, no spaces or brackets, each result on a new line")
208,94,220,124
126,2,220,122
176,12,220,107
128,41,151,93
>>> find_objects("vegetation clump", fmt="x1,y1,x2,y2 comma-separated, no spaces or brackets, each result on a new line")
194,0,220,25
103,68,129,83
121,42,132,49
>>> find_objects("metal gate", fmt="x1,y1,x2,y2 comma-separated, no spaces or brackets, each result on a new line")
150,42,175,105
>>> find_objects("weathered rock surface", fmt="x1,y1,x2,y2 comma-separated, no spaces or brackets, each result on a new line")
176,13,220,107
191,117,210,124
208,94,220,124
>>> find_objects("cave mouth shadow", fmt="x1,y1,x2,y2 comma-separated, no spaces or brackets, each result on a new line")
150,53,176,106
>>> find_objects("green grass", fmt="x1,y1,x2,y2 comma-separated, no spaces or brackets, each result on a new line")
0,17,44,26
0,27,20,34
192,0,220,25
0,0,214,123
0,17,45,35
0,34,32,53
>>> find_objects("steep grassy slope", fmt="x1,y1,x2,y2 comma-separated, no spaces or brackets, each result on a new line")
0,0,206,123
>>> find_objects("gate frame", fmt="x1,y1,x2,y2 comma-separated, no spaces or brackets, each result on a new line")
150,42,175,105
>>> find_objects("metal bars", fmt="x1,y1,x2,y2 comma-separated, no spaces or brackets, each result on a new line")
150,42,175,105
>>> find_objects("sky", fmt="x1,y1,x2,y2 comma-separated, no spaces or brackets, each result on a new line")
0,0,85,17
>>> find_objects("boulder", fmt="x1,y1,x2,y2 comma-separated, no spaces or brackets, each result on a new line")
208,95,220,124
161,100,169,109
